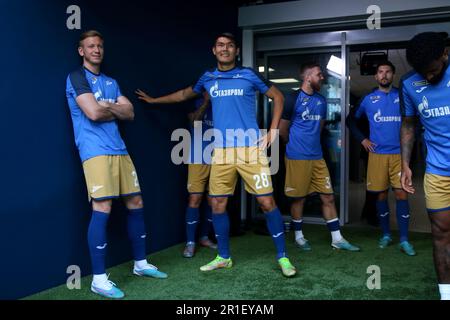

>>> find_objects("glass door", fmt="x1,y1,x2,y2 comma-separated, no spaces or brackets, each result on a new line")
255,47,348,224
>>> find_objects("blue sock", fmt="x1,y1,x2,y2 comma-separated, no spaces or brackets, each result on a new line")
127,208,147,261
265,208,287,260
199,205,213,240
291,219,303,231
396,200,410,243
87,211,110,275
326,218,340,232
376,200,391,237
185,206,199,244
212,213,230,259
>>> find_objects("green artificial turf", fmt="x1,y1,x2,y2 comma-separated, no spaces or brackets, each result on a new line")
25,224,439,300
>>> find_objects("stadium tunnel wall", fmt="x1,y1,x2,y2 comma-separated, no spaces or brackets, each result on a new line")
0,0,241,299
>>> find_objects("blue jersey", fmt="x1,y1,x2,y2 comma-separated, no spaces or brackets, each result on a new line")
192,66,271,148
66,67,128,162
400,65,450,176
189,98,214,164
283,90,327,160
355,88,401,154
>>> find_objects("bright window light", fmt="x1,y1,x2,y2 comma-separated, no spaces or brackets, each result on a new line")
327,55,343,76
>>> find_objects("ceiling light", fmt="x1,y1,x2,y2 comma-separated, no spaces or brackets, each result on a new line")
270,78,299,84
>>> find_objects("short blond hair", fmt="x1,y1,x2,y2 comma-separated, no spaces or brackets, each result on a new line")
79,30,104,47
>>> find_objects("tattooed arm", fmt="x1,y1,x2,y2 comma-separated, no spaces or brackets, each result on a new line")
400,115,417,194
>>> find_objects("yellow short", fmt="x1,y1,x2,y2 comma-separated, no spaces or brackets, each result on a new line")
209,147,273,196
366,153,402,192
284,158,333,198
82,155,141,202
187,164,211,194
424,173,450,213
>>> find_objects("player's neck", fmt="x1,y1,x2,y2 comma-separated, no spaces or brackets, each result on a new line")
217,62,236,72
301,84,314,95
378,85,392,93
83,62,101,75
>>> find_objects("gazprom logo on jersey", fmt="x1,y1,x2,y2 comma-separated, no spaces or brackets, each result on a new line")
301,107,321,121
373,109,401,123
209,81,244,98
418,96,450,118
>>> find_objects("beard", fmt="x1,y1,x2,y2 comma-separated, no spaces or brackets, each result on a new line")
427,61,448,84
311,81,322,92
378,78,392,88
379,81,392,88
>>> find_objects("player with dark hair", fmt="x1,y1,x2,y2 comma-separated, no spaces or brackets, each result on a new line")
280,62,360,252
347,61,415,255
136,32,296,277
401,31,450,299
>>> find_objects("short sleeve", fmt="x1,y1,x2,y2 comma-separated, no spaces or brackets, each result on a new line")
68,68,92,97
247,68,272,94
114,80,123,98
192,72,208,94
399,79,416,117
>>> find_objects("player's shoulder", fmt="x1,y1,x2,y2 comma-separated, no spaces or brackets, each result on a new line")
390,86,400,94
360,87,379,103
314,91,327,102
400,70,421,88
366,87,380,97
67,67,85,82
101,72,115,81
101,73,119,86
198,68,217,79
240,66,259,75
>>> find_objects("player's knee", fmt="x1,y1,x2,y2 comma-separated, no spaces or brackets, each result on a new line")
431,218,450,242
377,191,388,201
321,194,335,206
92,199,112,213
394,189,408,200
258,196,276,212
188,194,202,208
211,197,227,213
126,195,144,209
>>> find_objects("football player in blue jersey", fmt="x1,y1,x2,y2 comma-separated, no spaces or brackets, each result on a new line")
66,30,167,299
400,32,450,300
136,33,296,277
280,62,360,252
182,94,217,258
347,61,415,256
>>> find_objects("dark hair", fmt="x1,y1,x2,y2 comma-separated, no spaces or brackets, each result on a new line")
376,60,396,74
300,61,321,76
79,30,104,47
406,32,448,72
214,32,237,46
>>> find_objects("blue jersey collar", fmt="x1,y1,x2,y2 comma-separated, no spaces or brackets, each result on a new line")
83,66,101,77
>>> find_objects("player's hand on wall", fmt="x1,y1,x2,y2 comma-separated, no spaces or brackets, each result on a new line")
135,89,155,103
